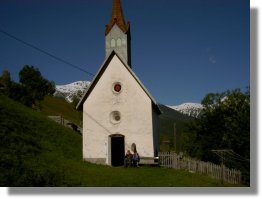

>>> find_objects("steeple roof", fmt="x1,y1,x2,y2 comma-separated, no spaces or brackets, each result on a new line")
105,0,130,35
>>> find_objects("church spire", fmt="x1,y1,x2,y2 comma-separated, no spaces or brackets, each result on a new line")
105,0,130,35
105,0,131,67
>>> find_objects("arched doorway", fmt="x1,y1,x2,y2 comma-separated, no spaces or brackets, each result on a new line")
109,134,125,166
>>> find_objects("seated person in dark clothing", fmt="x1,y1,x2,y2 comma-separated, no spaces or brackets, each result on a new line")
124,150,133,167
132,151,140,167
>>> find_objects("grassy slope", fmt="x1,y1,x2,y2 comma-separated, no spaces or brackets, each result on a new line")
40,95,82,126
0,94,237,187
0,94,82,186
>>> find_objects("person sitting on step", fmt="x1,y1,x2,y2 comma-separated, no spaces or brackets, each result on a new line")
124,150,133,167
132,151,140,167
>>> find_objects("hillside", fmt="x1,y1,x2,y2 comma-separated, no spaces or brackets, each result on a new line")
158,104,194,151
0,94,236,187
0,94,83,186
40,95,82,126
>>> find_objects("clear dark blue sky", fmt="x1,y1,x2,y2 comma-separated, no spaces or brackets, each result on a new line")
0,0,250,105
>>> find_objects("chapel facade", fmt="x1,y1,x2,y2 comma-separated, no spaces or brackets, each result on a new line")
77,0,161,166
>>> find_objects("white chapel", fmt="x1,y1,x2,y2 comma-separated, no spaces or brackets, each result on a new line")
77,0,161,166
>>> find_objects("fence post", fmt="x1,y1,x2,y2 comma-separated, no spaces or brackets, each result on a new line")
221,164,225,184
158,151,241,184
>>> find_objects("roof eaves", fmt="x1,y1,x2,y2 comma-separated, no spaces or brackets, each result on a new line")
76,52,116,111
76,51,162,115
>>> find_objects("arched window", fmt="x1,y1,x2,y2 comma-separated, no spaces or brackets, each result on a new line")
122,38,126,45
131,143,137,153
117,38,121,47
111,39,116,47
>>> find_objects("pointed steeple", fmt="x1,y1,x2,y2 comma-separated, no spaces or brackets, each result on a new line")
105,0,130,35
105,0,131,67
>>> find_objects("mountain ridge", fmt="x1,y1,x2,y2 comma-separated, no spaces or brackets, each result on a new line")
168,103,203,118
54,81,203,117
54,81,90,103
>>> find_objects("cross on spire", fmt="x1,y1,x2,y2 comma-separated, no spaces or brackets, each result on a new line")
105,0,130,35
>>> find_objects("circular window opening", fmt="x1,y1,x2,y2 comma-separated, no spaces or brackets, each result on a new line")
110,111,121,124
114,84,121,92
112,82,122,94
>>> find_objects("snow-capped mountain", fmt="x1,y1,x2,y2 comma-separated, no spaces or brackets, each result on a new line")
54,81,90,103
168,103,203,118
54,81,203,118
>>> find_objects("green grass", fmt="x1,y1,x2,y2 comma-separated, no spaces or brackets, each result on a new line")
0,94,240,187
40,95,82,126
59,164,231,187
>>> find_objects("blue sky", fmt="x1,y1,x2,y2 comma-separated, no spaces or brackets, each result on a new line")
0,0,250,105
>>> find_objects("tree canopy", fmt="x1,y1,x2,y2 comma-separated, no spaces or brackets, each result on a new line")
0,66,55,108
19,65,55,104
181,88,250,183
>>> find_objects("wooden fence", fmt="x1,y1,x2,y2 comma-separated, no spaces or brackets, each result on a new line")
158,152,241,184
48,116,82,134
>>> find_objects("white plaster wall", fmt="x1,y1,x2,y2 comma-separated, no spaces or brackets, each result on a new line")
83,55,155,164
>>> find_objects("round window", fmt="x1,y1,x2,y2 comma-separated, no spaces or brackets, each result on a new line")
112,82,122,93
114,84,121,92
110,111,121,124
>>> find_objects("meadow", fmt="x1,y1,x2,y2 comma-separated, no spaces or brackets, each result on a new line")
0,94,239,187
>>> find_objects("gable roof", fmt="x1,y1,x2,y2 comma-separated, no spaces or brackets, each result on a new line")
76,51,161,114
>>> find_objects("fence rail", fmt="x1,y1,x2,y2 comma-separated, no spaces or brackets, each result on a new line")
48,116,82,133
158,152,241,184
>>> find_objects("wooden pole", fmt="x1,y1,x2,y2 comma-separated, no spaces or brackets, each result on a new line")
173,123,176,152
